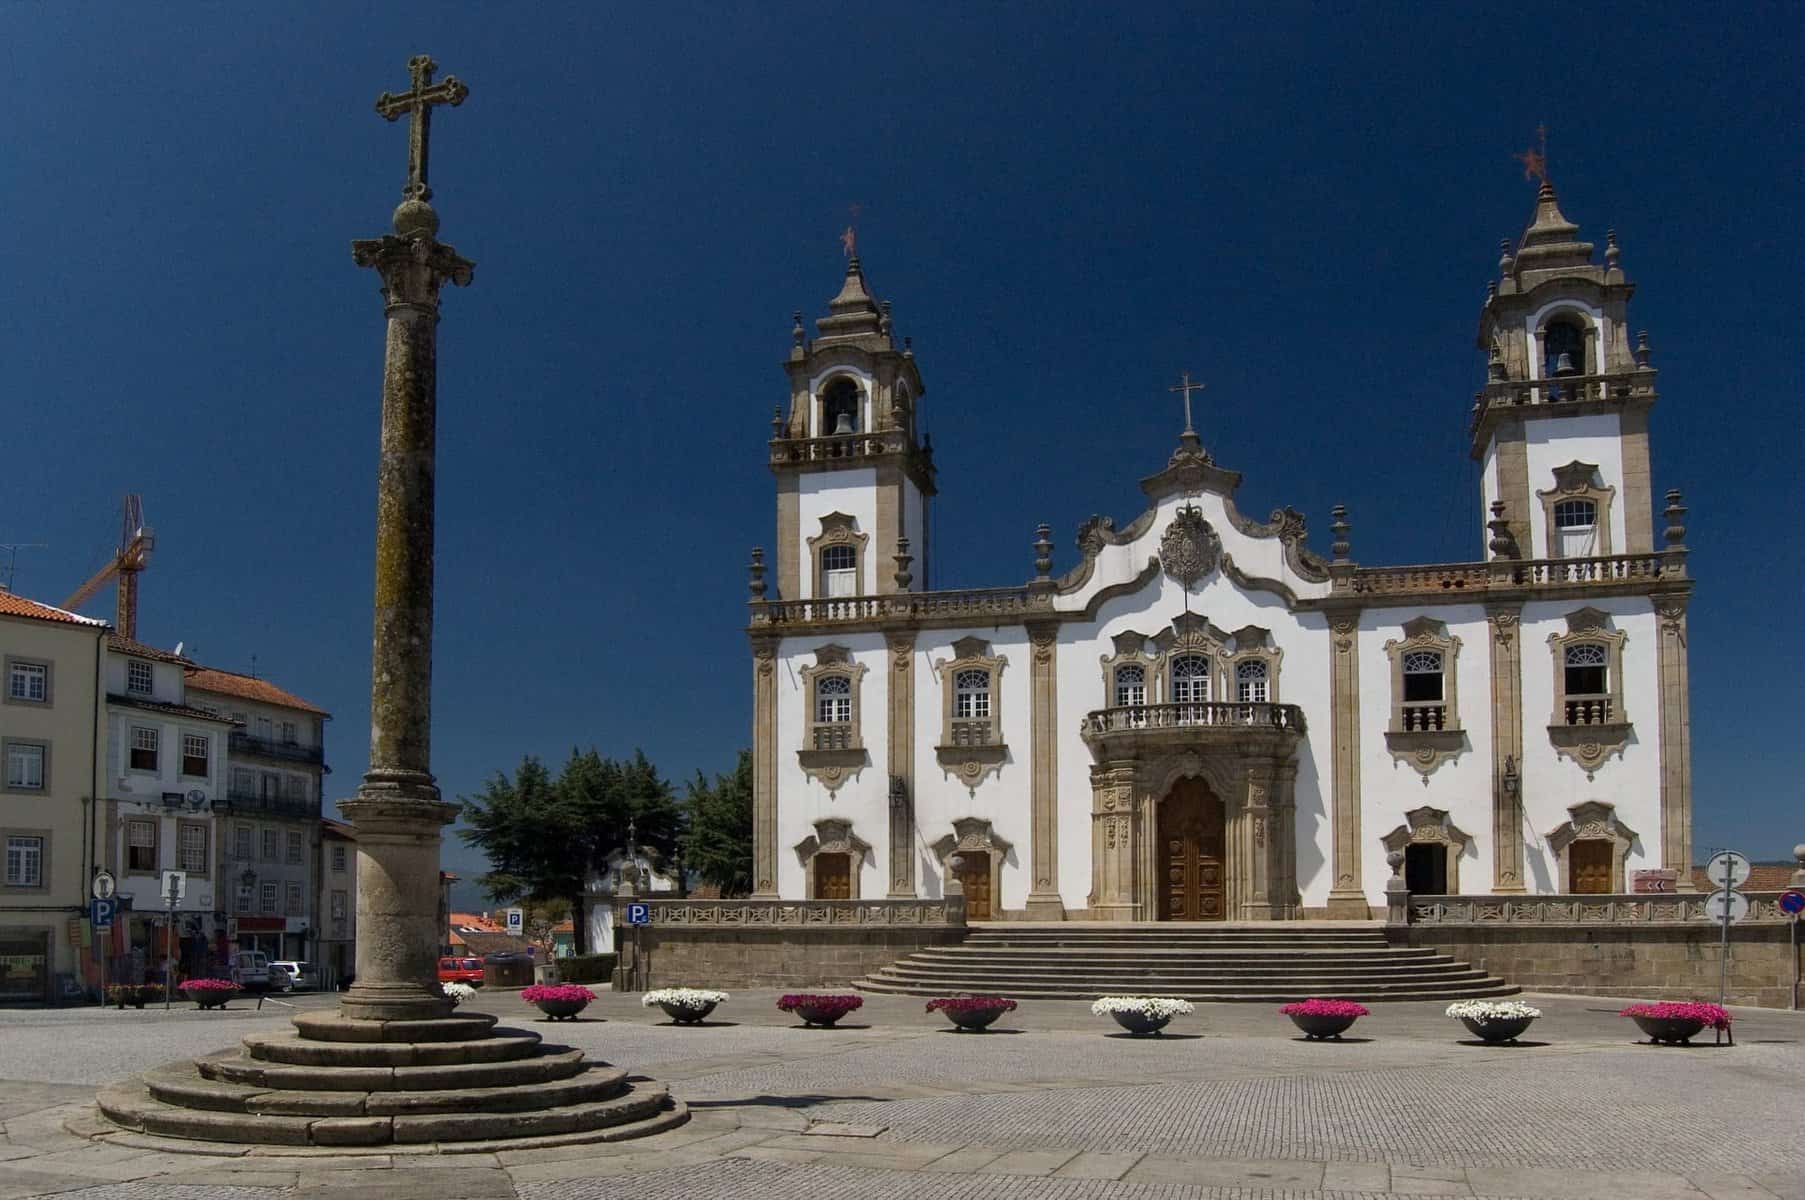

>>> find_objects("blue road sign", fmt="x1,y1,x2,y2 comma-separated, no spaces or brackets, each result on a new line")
1780,889,1805,916
90,898,116,929
624,902,651,926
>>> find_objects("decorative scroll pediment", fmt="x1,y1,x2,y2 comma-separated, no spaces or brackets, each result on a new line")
1381,806,1473,854
1152,611,1229,657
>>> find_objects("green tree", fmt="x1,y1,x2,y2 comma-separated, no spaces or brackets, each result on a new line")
458,756,604,953
685,749,754,896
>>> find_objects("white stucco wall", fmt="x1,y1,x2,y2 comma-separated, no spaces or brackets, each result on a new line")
1523,412,1627,557
797,469,878,599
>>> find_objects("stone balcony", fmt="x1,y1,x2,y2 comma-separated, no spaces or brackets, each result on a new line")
1080,701,1308,755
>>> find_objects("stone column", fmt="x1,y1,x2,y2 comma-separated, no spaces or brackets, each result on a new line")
1274,763,1300,919
1325,607,1369,918
885,630,916,897
1486,605,1526,892
751,636,779,897
339,196,471,1023
1655,594,1693,889
1025,621,1065,918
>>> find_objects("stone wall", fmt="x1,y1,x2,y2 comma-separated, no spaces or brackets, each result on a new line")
1401,920,1801,1009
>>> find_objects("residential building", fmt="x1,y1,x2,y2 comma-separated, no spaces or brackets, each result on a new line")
0,590,107,1003
185,666,329,963
318,817,356,988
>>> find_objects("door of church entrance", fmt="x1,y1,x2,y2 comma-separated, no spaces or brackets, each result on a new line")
1570,839,1613,894
813,852,851,900
1158,778,1226,920
952,852,992,920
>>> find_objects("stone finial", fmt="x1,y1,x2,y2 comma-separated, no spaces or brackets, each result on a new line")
1486,280,1497,302
1387,849,1405,877
1329,505,1351,562
1488,500,1518,559
771,405,785,439
1605,228,1621,269
893,537,913,591
1663,489,1688,547
879,300,893,338
1635,330,1652,369
1033,523,1054,579
903,335,913,357
791,310,805,353
1498,237,1514,276
1487,340,1506,382
748,547,767,600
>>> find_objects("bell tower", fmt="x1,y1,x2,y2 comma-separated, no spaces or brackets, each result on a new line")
1471,180,1659,559
770,255,936,600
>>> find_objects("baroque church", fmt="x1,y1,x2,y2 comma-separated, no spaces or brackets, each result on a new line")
745,181,1693,920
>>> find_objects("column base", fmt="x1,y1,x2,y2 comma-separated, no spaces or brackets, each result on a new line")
886,888,920,900
1024,893,1066,920
1088,902,1144,922
1238,901,1276,921
1324,892,1372,919
339,981,454,1023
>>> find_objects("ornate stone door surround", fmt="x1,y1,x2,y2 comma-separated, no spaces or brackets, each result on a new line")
930,817,1012,919
1084,747,1301,922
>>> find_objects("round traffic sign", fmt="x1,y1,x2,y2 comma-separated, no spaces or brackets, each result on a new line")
1780,889,1805,916
1705,851,1752,890
1703,889,1750,924
91,871,116,901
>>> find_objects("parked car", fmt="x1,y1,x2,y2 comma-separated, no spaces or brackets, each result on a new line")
270,960,318,992
437,956,484,986
230,950,271,991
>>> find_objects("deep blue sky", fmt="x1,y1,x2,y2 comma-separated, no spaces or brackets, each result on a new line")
4,5,1799,904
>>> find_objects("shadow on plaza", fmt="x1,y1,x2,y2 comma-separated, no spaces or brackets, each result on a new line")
687,1093,887,1111
1104,1031,1205,1041
1452,1039,1551,1048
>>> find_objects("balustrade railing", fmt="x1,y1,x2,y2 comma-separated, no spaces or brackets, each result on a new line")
229,732,325,765
1351,563,1492,595
1082,701,1307,736
769,430,911,467
1351,552,1676,598
812,725,854,751
1471,369,1654,425
1409,892,1790,925
621,897,965,927
1562,697,1615,726
1400,702,1448,732
1519,554,1669,585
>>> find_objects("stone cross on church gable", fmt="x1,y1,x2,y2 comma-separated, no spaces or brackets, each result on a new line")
1170,371,1206,436
374,54,469,203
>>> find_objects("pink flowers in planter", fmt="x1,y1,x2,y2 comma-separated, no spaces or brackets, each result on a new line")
924,996,1017,1015
1279,998,1370,1019
776,993,864,1026
1619,1001,1731,1029
180,978,237,992
521,984,597,1004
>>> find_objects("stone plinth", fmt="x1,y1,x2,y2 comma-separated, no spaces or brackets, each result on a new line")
336,795,458,1022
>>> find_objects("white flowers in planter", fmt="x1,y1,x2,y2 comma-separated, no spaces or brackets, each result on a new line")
441,982,477,1007
1090,996,1195,1018
1445,999,1541,1020
642,987,730,1009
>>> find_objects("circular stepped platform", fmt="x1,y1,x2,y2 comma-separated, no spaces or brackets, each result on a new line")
856,925,1516,1002
89,1009,687,1153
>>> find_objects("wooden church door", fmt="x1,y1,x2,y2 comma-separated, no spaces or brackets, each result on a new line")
1570,840,1613,894
813,852,851,900
953,852,992,920
1158,778,1226,920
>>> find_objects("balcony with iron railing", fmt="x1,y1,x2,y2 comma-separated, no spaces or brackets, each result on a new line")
229,731,325,766
221,788,321,821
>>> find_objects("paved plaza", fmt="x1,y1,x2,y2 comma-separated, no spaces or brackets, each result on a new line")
0,989,1801,1200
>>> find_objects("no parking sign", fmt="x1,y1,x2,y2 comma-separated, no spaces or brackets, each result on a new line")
1780,889,1805,916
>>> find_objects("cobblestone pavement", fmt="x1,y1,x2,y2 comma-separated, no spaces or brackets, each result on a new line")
1,991,1802,1200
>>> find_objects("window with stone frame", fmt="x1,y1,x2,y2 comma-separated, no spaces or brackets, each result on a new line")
1537,461,1615,560
260,882,279,915
129,726,159,772
934,637,1008,787
807,513,868,602
1235,659,1269,703
5,742,46,791
331,844,348,873
280,720,298,745
1113,663,1147,708
127,659,153,695
1383,617,1465,778
180,733,209,778
1561,643,1611,724
178,822,208,875
262,828,278,862
820,544,857,598
127,819,158,872
7,660,49,703
1169,654,1212,722
1544,607,1632,775
286,880,304,916
4,835,44,888
330,889,347,921
234,824,254,863
797,645,868,793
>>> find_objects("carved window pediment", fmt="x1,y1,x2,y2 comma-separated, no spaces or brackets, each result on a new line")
1538,462,1616,558
795,818,872,899
1546,611,1631,778
798,645,869,792
934,639,1007,787
1381,806,1472,893
807,513,869,599
1226,625,1283,704
1383,618,1464,778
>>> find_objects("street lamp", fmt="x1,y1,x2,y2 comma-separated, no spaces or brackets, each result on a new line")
1501,755,1520,797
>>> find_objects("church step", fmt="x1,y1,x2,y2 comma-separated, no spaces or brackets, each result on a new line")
854,977,1518,1002
242,1028,544,1067
867,973,1498,992
146,1059,629,1117
201,1046,588,1092
878,963,1486,982
961,935,1394,948
907,948,1446,963
99,1074,676,1146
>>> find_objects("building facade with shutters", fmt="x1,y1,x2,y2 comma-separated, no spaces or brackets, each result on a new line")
748,183,1694,921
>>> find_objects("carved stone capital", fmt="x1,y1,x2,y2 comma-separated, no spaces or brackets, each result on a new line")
351,233,475,311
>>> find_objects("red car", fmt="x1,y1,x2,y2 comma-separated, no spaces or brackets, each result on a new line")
437,956,484,986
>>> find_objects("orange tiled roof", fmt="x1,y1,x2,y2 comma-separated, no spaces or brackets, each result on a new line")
322,818,356,840
107,634,192,664
185,666,329,717
0,591,108,627
449,912,503,932
1691,863,1801,892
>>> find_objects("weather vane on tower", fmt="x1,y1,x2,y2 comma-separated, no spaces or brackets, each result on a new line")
1515,123,1550,186
841,202,863,258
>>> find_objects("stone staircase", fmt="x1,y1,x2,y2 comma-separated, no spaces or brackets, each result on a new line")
856,923,1516,1002
95,1009,686,1151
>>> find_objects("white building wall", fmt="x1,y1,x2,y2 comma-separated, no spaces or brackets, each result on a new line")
797,469,878,599
1516,597,1662,891
773,631,888,898
1522,412,1627,556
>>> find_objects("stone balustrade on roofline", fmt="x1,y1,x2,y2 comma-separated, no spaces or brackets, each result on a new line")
1468,367,1657,451
769,429,934,474
1405,892,1793,925
746,551,1687,633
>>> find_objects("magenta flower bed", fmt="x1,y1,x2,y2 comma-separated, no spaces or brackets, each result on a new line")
180,978,237,992
777,993,863,1025
521,984,596,1005
1279,998,1370,1018
924,996,1017,1016
1619,1001,1731,1028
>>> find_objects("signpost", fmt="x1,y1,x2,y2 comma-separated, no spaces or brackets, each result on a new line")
1703,850,1748,1013
1783,888,1805,1010
505,907,524,935
160,870,186,1011
623,902,650,993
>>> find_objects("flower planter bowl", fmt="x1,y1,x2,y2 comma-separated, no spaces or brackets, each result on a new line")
1630,1015,1706,1045
533,998,590,1021
659,1000,718,1025
1111,1010,1173,1037
181,984,239,1010
942,1005,1009,1032
795,1003,852,1027
1288,1012,1359,1040
1461,1014,1535,1043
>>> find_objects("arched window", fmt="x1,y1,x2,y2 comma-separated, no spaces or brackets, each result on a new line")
1235,659,1268,704
1401,649,1445,731
953,668,992,720
1170,654,1211,723
814,675,852,748
1544,319,1586,380
822,377,860,435
1563,643,1609,723
820,544,857,598
1552,498,1598,557
1113,664,1146,707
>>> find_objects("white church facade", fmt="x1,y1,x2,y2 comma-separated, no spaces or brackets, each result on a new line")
746,181,1694,920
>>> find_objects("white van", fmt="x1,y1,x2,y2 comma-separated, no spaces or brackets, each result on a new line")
231,950,271,990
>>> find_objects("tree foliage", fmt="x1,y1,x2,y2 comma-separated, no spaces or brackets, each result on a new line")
684,749,754,896
458,748,685,955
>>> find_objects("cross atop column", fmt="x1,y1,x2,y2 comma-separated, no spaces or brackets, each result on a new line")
374,54,469,204
1169,371,1206,435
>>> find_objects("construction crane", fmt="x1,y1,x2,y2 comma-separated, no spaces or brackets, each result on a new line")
63,495,154,640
